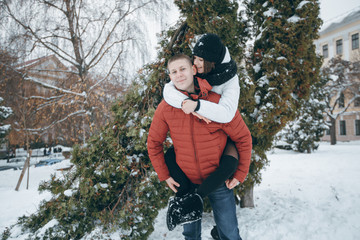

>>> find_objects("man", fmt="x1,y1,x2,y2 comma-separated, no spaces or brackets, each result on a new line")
147,54,252,239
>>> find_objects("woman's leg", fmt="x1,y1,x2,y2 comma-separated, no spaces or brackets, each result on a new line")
196,138,239,198
222,137,239,160
165,147,202,231
165,146,194,197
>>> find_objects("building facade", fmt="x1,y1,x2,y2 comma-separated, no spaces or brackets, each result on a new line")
7,55,72,147
314,10,360,142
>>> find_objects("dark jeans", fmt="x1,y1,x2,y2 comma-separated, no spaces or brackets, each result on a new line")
164,138,241,239
183,183,242,240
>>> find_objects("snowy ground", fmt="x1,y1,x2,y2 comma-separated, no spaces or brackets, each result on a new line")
1,141,359,240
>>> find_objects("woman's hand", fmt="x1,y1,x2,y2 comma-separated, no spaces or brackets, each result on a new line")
182,100,212,124
165,177,180,193
192,112,211,124
181,99,197,114
225,178,240,190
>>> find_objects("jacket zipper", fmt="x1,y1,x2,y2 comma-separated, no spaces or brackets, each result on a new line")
191,115,204,182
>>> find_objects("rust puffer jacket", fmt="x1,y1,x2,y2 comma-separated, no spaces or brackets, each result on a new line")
147,78,252,184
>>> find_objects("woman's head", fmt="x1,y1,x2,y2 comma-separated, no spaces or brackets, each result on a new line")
193,56,215,74
192,33,226,73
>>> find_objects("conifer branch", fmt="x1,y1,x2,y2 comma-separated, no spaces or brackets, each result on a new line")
167,21,188,51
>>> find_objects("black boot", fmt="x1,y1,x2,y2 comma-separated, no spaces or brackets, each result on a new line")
211,225,220,239
166,192,203,231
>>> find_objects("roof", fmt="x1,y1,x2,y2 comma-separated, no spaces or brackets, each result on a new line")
15,55,67,70
15,54,70,85
320,9,360,36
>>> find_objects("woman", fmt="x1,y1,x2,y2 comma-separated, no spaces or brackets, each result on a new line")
163,34,242,235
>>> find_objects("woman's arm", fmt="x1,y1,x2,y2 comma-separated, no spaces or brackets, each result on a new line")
164,75,240,123
163,81,188,109
196,75,240,123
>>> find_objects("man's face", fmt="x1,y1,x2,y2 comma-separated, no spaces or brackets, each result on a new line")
168,58,196,93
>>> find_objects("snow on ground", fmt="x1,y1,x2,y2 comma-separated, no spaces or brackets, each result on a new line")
148,141,360,240
0,152,72,233
1,141,359,240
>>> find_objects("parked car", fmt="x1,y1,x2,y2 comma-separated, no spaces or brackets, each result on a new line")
8,156,27,163
35,158,62,167
0,166,21,171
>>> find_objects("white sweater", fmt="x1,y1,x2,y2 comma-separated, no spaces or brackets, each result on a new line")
163,48,240,123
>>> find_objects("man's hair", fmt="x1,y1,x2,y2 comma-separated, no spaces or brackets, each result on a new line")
167,53,192,69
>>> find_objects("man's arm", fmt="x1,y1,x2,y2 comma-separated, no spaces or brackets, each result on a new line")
222,111,252,183
147,103,171,181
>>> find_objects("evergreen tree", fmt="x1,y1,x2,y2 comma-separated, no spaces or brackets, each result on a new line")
4,0,248,239
276,76,328,153
241,0,322,205
0,96,12,141
3,0,323,238
0,49,14,142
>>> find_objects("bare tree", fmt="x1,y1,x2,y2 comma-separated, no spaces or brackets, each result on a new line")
1,0,168,144
1,48,42,190
322,57,360,145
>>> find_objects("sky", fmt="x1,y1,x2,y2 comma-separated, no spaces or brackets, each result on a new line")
319,0,360,24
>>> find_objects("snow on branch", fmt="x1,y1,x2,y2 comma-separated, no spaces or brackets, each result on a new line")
14,109,87,134
296,1,312,10
287,15,304,23
24,75,86,98
263,8,278,18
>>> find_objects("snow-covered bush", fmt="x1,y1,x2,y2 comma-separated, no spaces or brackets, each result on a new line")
0,96,12,140
276,76,328,153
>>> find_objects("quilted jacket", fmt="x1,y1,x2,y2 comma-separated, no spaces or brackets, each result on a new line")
147,78,252,184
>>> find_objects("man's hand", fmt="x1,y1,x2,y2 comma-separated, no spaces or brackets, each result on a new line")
165,177,180,193
225,178,240,190
181,99,197,114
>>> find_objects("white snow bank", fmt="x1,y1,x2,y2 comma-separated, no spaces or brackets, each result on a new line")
1,142,359,240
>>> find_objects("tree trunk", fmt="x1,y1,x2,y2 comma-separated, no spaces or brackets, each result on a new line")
240,185,255,208
15,156,30,191
330,117,337,145
26,149,31,189
15,133,31,191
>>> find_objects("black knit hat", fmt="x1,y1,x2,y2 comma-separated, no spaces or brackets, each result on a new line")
192,33,226,65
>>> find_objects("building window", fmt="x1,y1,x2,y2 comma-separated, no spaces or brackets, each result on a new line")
340,120,346,135
322,44,328,58
356,120,360,136
355,97,360,107
338,93,345,108
352,33,359,50
336,39,343,55
326,127,330,135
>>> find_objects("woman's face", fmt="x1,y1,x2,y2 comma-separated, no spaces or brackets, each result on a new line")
193,56,204,74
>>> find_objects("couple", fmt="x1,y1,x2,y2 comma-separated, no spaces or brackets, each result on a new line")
147,33,252,240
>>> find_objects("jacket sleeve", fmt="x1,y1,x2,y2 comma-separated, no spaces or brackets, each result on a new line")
222,111,252,183
147,104,171,181
197,75,240,123
163,81,187,109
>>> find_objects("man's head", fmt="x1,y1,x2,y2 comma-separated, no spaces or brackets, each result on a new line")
168,54,196,93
